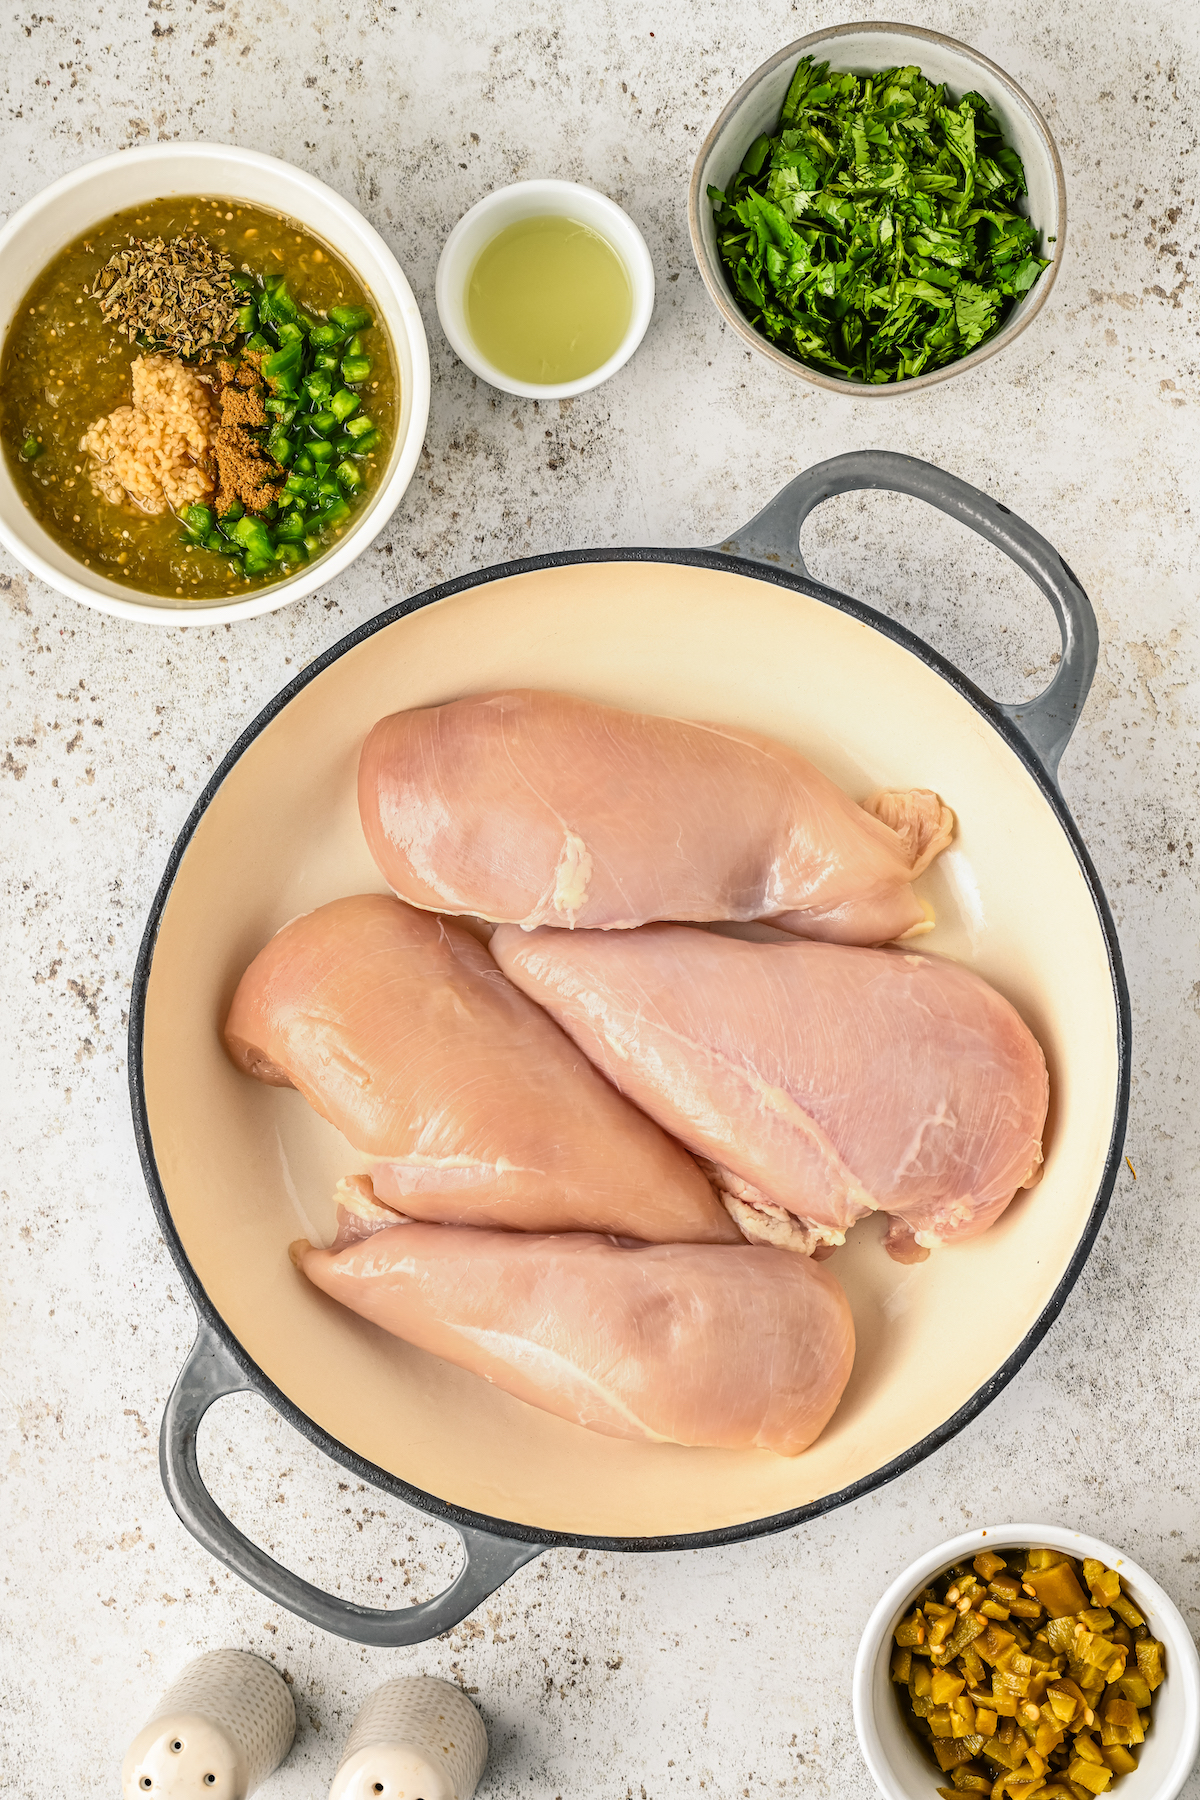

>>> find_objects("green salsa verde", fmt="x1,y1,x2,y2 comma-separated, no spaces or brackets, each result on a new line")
0,194,397,602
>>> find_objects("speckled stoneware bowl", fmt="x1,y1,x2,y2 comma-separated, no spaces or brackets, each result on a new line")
854,1523,1200,1800
688,22,1066,397
0,142,430,627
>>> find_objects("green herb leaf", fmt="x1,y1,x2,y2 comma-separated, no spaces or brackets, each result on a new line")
710,53,1049,383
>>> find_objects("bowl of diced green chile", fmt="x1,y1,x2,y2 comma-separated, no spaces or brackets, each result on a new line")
853,1525,1200,1800
687,23,1065,392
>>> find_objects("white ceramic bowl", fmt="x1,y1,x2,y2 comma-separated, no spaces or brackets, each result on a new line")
854,1524,1200,1800
434,178,655,400
689,23,1066,396
0,143,430,626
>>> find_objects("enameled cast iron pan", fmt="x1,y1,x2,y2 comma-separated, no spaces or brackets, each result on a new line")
129,451,1130,1646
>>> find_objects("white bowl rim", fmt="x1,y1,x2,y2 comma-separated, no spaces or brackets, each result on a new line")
853,1521,1200,1800
687,20,1068,397
0,141,431,627
434,176,655,400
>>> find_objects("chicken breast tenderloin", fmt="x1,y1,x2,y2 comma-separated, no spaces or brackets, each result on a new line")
359,689,953,945
224,894,739,1244
491,923,1049,1259
295,1221,855,1455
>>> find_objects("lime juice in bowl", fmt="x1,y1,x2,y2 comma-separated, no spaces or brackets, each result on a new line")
436,177,655,401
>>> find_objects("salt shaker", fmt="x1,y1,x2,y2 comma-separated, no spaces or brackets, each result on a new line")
329,1676,487,1800
121,1649,296,1798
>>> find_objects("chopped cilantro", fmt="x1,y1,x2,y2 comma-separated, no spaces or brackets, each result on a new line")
708,56,1050,383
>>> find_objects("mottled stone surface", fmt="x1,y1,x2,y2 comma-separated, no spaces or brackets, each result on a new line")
2,0,1198,1794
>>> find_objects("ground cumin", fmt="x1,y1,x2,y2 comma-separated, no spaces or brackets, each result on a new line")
208,355,284,516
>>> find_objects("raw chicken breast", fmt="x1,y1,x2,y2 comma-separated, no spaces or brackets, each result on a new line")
295,1217,855,1455
224,894,738,1244
359,689,953,945
492,923,1049,1258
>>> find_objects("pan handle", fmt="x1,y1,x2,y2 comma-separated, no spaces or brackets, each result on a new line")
713,449,1098,780
160,1320,544,1646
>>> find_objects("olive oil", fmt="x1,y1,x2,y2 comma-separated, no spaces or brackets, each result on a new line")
466,215,633,385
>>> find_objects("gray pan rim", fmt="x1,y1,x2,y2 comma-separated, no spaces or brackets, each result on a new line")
128,545,1132,1554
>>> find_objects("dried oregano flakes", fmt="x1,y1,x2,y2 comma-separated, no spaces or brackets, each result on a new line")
90,234,243,361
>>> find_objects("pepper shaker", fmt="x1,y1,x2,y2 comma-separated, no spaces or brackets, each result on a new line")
329,1676,487,1800
121,1649,295,1798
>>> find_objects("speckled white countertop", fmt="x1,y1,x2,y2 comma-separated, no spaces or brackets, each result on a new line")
2,1,1198,1794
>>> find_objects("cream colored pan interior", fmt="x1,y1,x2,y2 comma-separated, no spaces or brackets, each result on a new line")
141,558,1119,1539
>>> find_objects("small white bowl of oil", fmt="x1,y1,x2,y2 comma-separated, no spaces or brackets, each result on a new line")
435,178,655,400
